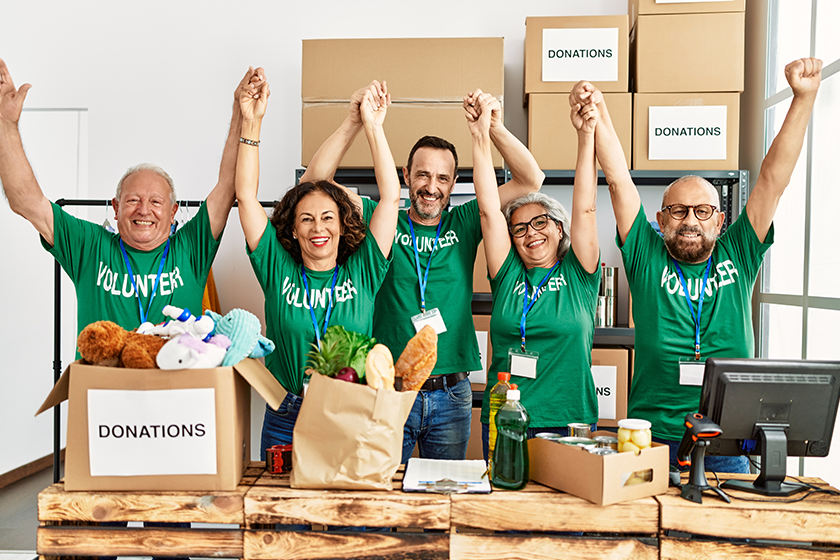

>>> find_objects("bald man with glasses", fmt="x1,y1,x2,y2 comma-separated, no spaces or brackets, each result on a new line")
570,58,823,472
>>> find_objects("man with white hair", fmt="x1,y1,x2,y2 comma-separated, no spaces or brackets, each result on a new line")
573,57,823,472
0,58,259,335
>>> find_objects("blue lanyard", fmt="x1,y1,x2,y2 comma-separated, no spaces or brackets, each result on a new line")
519,261,560,351
672,257,713,360
119,238,170,325
301,265,340,349
407,213,442,313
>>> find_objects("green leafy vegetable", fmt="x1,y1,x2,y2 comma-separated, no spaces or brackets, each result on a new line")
306,326,376,381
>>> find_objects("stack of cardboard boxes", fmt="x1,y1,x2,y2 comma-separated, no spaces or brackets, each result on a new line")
301,38,505,168
630,0,746,170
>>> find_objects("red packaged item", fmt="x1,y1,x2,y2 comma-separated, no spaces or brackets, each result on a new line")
266,444,293,474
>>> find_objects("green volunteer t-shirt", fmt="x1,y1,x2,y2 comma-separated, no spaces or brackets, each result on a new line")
480,247,600,428
43,201,221,339
619,205,773,440
248,221,390,395
362,197,483,375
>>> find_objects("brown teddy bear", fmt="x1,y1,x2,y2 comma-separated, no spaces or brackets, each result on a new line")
77,320,167,369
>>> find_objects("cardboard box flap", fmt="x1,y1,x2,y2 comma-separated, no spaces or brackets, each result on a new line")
233,358,286,411
35,364,73,417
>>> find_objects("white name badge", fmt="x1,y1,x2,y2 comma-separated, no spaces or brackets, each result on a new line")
411,308,447,334
509,349,539,379
87,388,217,477
591,365,617,420
542,28,619,83
648,105,728,160
679,361,706,387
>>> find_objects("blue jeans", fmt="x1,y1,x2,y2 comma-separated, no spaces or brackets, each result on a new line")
481,423,598,462
401,376,472,465
654,436,750,474
260,393,303,458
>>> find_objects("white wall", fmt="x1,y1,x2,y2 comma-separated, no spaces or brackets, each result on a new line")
0,0,627,473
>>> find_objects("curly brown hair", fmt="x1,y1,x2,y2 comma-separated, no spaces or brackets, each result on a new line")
270,180,366,265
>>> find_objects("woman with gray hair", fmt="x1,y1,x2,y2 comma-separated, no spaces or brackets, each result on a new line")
464,86,601,463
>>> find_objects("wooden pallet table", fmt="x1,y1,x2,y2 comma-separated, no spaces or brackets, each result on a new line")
657,473,840,559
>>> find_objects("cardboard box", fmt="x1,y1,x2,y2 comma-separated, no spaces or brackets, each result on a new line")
631,12,745,93
530,430,668,505
524,15,629,103
529,93,632,170
473,241,490,293
36,359,285,491
592,348,629,428
302,38,504,103
629,0,745,27
471,314,492,387
633,92,740,170
302,102,503,168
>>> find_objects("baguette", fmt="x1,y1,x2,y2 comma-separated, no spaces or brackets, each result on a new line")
396,325,438,392
365,344,395,390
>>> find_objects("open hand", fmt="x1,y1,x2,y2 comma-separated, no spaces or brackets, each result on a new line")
0,58,32,126
785,57,822,97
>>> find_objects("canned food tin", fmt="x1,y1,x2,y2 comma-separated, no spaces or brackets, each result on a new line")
567,422,592,439
556,437,598,449
588,447,618,456
595,296,606,327
535,432,565,442
593,435,619,450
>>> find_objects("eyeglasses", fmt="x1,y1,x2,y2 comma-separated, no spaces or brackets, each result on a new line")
509,214,557,238
661,204,717,221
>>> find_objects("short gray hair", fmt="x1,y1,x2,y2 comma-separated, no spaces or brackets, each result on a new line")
503,192,571,261
116,163,177,206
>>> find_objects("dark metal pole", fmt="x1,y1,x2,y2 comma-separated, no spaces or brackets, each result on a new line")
53,260,61,484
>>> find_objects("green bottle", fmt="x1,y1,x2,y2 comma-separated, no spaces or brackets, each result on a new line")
487,371,512,467
491,388,530,490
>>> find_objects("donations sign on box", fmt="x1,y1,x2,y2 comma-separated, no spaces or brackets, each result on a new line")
648,105,728,161
542,28,619,83
87,388,218,477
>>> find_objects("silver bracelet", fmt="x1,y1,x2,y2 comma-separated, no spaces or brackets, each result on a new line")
239,137,260,147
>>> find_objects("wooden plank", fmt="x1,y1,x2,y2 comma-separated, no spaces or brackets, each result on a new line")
657,476,840,544
451,491,659,533
451,533,658,560
37,527,242,557
245,530,448,560
661,536,840,559
38,482,244,524
245,485,449,529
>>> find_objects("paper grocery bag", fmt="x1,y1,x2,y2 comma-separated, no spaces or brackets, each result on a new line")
290,372,417,490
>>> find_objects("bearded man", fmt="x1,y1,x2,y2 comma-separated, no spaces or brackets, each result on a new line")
571,57,823,472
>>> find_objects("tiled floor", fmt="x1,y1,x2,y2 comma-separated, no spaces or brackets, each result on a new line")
0,465,55,554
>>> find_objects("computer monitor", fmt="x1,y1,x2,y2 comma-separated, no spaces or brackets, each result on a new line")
699,358,840,496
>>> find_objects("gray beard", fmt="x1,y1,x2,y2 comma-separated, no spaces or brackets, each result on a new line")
663,225,717,263
408,186,449,221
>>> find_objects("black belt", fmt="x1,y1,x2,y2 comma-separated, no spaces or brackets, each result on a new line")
418,371,469,392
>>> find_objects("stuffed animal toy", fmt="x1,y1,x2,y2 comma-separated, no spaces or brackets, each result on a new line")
156,333,232,370
137,305,215,340
205,309,275,366
77,320,167,369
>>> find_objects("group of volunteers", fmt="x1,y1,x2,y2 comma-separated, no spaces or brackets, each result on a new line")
0,55,823,474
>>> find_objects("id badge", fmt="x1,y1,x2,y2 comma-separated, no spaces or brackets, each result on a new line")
411,308,447,334
509,349,539,379
678,357,707,386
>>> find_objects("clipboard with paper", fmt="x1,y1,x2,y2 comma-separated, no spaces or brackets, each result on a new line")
402,458,492,494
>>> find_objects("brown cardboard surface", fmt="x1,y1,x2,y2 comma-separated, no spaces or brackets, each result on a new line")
529,93,632,170
629,0,745,27
302,38,504,103
592,348,629,429
302,102,503,168
632,12,745,93
633,92,740,170
524,15,629,103
530,430,668,505
473,242,490,293
37,359,284,492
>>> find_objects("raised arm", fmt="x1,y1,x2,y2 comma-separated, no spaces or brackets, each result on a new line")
746,57,822,242
0,58,54,246
465,91,511,279
569,98,600,273
360,88,399,258
571,81,639,244
205,67,260,240
465,90,545,208
299,81,388,213
234,71,270,252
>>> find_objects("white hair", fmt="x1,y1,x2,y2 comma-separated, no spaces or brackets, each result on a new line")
116,163,176,206
503,192,571,260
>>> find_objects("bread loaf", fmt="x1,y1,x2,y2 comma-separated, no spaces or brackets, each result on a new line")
365,344,395,390
396,325,438,392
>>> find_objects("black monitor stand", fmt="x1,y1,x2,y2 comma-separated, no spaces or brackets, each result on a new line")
720,425,807,497
681,440,731,504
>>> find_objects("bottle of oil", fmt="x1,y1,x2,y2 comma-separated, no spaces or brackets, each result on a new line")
491,388,530,490
487,372,512,465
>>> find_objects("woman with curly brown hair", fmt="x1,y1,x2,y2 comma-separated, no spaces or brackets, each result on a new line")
234,72,399,452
